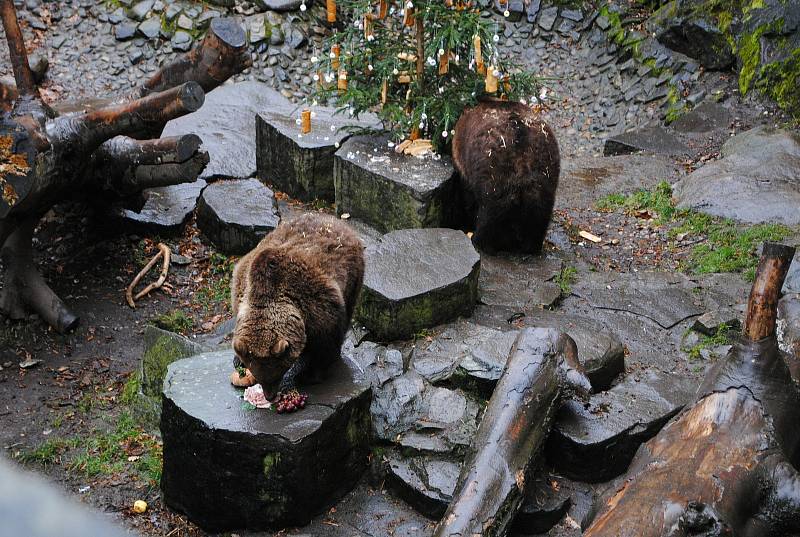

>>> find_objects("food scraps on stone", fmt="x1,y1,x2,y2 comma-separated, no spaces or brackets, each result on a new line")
243,384,272,409
230,368,257,387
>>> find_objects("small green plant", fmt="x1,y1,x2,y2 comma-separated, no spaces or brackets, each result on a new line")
686,323,736,361
151,309,193,334
554,266,578,295
195,253,236,311
120,372,141,405
15,438,77,467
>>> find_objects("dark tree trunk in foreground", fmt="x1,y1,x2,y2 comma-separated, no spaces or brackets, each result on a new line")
584,242,800,537
0,1,249,332
433,328,591,537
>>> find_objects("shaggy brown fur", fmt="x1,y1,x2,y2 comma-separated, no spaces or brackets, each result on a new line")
452,99,560,254
231,213,364,393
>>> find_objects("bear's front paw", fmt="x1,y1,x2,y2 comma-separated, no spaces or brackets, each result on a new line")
275,390,308,414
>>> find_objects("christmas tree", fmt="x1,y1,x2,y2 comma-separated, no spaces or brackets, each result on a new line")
311,0,542,152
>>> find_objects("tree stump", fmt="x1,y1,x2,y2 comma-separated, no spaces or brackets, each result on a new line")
0,3,250,332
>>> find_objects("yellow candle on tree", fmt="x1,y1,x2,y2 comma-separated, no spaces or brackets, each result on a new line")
301,109,311,133
326,0,336,22
338,69,348,92
485,66,498,93
331,43,341,69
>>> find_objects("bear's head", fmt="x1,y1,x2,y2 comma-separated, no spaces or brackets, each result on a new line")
232,247,307,394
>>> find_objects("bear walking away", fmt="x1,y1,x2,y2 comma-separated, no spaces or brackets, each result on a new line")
452,99,560,254
231,212,364,395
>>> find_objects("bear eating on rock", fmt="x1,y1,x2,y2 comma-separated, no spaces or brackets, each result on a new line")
452,99,560,254
230,213,364,404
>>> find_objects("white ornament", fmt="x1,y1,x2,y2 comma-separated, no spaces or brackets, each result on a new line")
367,35,374,41
329,52,336,58
311,111,317,118
438,48,445,56
368,64,373,71
421,112,427,120
295,118,302,125
313,73,320,81
503,9,509,16
427,57,436,66
300,3,307,11
393,67,399,75
406,1,413,8
335,142,340,148
492,34,499,43
330,125,337,131
442,130,448,138
311,55,318,63
493,69,500,77
419,121,424,129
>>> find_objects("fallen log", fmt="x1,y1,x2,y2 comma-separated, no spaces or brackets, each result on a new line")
433,328,590,537
0,0,248,332
584,242,800,537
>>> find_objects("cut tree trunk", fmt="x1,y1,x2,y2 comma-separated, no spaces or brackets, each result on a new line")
433,328,590,537
584,242,800,537
0,0,248,332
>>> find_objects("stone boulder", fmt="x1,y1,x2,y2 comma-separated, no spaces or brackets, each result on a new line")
161,350,372,531
674,127,800,225
116,180,207,234
603,125,689,157
196,178,280,255
163,82,293,181
256,108,379,203
334,135,459,233
356,228,480,341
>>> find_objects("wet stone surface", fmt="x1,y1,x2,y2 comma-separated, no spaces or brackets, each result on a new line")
196,178,280,255
256,107,380,203
603,125,690,157
479,254,564,310
334,135,459,233
674,127,800,226
545,368,696,483
160,349,372,531
164,82,293,181
356,228,480,342
116,179,207,234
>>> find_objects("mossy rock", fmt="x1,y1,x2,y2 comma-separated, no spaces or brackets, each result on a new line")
160,349,372,531
355,228,480,342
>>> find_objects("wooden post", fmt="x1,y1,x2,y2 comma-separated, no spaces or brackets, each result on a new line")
0,0,37,97
744,242,796,341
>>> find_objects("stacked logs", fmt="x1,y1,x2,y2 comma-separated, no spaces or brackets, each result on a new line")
0,0,250,332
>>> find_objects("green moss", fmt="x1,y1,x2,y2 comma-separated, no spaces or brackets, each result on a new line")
263,452,281,478
755,47,800,118
684,323,736,361
554,266,577,295
141,335,197,396
121,371,141,405
150,309,193,334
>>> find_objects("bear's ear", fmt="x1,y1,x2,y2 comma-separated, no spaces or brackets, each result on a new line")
271,339,289,356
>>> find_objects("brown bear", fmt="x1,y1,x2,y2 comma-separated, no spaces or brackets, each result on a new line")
452,99,560,254
231,212,364,397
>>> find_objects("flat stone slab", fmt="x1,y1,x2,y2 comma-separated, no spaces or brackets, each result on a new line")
670,101,732,134
256,108,379,203
411,316,624,395
196,178,280,255
479,254,564,310
164,82,294,181
572,271,707,329
356,228,480,341
161,350,372,531
117,180,206,234
674,127,800,225
334,135,458,233
603,126,689,157
545,368,695,483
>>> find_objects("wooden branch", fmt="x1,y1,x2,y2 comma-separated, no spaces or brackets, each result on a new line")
49,82,204,154
433,329,589,537
140,18,250,96
744,242,796,341
0,0,37,97
415,17,424,88
98,134,202,166
126,243,171,308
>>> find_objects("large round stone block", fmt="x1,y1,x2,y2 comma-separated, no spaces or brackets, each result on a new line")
160,350,372,532
196,178,280,255
356,228,480,342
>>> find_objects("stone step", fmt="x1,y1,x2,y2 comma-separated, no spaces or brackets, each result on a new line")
116,180,206,234
160,350,372,531
356,228,480,342
196,178,280,255
545,368,695,483
334,135,459,233
256,108,379,203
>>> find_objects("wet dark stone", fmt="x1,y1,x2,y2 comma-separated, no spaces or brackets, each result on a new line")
171,30,193,52
117,180,206,234
127,0,154,21
356,228,480,341
479,254,563,310
342,337,404,388
572,271,705,329
670,101,731,134
674,127,800,225
604,126,689,157
28,53,48,83
256,0,306,11
385,451,458,519
137,15,162,39
115,22,136,40
334,135,459,233
196,178,280,255
164,82,288,181
526,0,541,22
511,470,590,535
560,8,582,22
0,459,132,537
648,3,734,70
256,108,378,203
692,306,743,336
161,350,372,531
538,6,558,30
546,368,695,483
